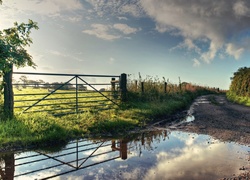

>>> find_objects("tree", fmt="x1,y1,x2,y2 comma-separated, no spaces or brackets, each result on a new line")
78,84,87,91
0,20,38,119
229,67,250,97
19,75,28,88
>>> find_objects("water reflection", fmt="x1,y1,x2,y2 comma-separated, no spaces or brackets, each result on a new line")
0,153,14,180
0,130,249,180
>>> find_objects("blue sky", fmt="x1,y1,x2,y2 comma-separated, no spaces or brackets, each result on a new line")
1,0,250,89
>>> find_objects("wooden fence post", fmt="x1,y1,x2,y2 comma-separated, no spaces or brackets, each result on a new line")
75,76,78,113
135,80,138,91
141,82,144,93
120,73,127,102
164,82,167,93
111,77,117,99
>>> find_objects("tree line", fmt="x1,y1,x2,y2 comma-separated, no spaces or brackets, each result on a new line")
14,75,87,91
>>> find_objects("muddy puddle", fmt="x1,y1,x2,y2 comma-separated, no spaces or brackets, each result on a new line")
1,130,249,180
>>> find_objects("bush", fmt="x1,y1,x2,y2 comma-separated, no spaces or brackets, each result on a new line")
227,67,250,106
228,67,250,97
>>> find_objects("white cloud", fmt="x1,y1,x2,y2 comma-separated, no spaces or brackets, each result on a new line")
192,58,201,67
225,43,244,60
113,23,140,34
118,16,128,21
48,50,85,62
201,41,220,63
233,1,250,17
144,139,242,180
140,0,250,62
82,24,121,41
83,23,140,40
171,38,201,54
67,15,83,23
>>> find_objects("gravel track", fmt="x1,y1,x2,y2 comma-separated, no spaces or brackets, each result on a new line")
180,95,250,145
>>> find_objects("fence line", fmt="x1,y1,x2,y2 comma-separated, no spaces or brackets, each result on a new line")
12,72,127,116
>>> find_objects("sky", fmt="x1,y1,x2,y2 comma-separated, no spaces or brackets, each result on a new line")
1,0,250,89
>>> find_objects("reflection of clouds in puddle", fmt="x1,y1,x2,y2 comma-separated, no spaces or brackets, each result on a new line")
144,138,243,180
185,136,196,146
120,168,144,180
11,131,250,179
21,170,61,180
119,164,128,168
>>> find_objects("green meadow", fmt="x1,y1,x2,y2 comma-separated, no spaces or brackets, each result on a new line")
13,87,118,115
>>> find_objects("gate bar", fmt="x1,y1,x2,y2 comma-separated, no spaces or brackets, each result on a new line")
13,72,120,78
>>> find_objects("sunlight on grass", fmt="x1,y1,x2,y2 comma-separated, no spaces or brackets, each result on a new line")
226,91,250,106
0,75,222,149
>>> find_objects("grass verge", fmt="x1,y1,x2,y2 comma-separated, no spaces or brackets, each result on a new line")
226,91,250,106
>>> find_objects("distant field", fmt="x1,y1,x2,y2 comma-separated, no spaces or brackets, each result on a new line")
13,88,120,115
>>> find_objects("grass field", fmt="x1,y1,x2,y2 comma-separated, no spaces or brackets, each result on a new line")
13,87,119,115
0,77,223,150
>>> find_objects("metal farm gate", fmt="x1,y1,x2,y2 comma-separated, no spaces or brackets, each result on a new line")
12,72,126,116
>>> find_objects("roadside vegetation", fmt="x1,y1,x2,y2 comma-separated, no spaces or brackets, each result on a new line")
226,67,250,106
0,75,222,150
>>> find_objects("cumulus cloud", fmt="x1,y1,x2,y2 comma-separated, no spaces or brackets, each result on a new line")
113,23,140,34
83,23,140,40
171,38,201,54
144,142,238,180
225,43,244,60
140,0,250,63
233,1,250,17
82,24,120,41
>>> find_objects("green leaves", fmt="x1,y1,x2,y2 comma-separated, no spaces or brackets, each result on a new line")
0,19,38,74
229,67,250,97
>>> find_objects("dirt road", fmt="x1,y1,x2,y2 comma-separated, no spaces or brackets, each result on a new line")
180,94,250,145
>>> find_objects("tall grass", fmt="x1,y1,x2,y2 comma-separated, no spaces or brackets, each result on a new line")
125,75,220,125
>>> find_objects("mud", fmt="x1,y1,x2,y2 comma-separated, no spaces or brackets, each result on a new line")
177,95,250,146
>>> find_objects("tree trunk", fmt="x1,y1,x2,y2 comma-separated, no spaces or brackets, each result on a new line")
3,64,14,120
